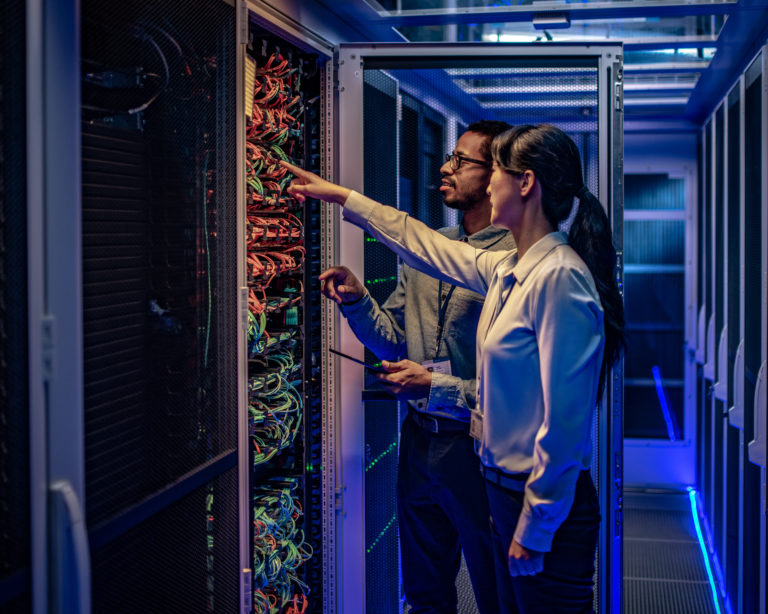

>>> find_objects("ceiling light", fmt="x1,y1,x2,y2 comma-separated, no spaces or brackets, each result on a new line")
533,13,570,30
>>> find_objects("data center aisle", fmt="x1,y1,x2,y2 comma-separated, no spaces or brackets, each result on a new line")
623,490,721,614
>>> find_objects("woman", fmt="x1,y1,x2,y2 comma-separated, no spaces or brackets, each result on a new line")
282,124,624,613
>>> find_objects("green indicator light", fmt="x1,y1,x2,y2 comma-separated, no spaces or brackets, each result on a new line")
365,276,398,286
366,513,397,554
365,441,398,472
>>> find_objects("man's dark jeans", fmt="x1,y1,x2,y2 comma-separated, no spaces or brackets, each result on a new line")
398,412,508,614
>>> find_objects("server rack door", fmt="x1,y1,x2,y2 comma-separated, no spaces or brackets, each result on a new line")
743,47,766,614
79,2,241,612
336,43,623,614
1,1,32,612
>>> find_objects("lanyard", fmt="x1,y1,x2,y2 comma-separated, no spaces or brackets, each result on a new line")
434,280,457,356
434,235,473,356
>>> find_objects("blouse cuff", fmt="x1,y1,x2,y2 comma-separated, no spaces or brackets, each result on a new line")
513,508,556,553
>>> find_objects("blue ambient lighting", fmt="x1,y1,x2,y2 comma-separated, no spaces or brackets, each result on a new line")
687,487,723,614
652,365,679,440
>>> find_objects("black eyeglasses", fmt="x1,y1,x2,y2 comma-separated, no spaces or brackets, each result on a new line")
445,153,491,170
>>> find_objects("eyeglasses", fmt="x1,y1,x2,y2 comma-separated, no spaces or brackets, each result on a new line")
445,153,491,171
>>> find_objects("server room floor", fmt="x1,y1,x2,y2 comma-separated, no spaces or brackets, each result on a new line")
623,489,720,614
441,489,722,614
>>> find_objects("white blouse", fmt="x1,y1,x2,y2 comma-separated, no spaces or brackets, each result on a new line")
343,191,605,552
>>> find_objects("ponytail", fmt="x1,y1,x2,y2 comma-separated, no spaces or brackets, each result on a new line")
569,187,625,398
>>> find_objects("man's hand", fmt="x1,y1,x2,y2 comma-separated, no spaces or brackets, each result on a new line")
374,359,433,399
281,160,351,204
508,540,545,577
319,266,365,305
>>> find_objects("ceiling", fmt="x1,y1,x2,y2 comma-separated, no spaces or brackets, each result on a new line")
320,0,768,127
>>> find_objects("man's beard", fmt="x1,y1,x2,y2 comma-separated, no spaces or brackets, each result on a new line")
442,184,486,212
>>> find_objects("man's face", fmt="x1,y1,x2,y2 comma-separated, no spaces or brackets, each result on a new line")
439,131,492,212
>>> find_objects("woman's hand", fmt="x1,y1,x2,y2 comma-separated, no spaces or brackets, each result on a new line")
508,540,545,577
281,160,352,205
319,266,365,304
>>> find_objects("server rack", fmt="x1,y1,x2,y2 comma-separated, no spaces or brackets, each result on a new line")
0,1,31,611
241,8,331,610
694,41,767,614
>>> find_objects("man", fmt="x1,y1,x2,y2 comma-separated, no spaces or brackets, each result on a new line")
320,121,516,614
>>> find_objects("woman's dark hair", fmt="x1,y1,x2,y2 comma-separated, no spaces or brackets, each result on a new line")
491,124,625,398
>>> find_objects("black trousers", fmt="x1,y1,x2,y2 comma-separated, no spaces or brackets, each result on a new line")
485,470,600,614
397,412,509,614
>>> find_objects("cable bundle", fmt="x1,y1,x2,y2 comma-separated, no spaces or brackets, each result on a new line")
252,478,312,614
246,50,305,356
248,352,303,466
246,46,310,612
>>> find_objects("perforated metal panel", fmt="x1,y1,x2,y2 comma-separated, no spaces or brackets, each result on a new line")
80,1,239,610
362,69,402,614
90,469,240,613
0,0,31,611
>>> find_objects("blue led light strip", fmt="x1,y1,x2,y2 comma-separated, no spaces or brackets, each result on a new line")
687,487,723,614
652,365,678,441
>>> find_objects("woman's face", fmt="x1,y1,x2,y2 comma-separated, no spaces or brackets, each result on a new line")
487,164,524,230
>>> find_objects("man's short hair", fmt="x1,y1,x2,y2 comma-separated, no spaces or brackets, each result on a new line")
465,120,514,162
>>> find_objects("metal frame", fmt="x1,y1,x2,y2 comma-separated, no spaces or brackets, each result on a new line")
320,59,340,614
335,41,623,614
235,3,250,612
25,0,48,611
25,0,89,612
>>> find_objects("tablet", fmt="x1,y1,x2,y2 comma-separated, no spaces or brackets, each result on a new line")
329,348,388,373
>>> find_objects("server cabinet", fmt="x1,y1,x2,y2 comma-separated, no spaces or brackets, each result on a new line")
334,43,624,614
0,1,32,612
241,5,333,612
695,42,767,614
80,2,242,612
